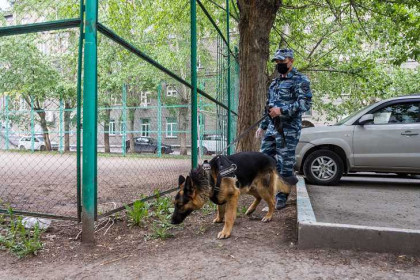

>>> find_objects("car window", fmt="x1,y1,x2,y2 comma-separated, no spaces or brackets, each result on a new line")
372,102,419,125
139,138,149,143
335,103,377,125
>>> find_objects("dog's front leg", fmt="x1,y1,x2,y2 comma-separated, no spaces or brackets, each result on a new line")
213,204,225,223
217,181,240,239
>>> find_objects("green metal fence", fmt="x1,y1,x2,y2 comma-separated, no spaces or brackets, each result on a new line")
0,0,238,240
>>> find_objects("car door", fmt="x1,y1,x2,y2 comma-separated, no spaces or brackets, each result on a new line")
146,138,156,152
353,100,420,169
138,137,152,153
133,137,143,153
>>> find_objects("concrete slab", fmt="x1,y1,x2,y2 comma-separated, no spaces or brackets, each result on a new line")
296,177,420,255
307,178,420,230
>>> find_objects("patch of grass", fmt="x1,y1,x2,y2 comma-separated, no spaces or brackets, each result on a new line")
125,191,177,240
0,208,44,258
237,205,248,216
125,200,150,227
149,220,174,240
151,190,173,217
201,202,217,215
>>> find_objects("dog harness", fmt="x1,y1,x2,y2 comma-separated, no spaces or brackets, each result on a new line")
204,155,237,205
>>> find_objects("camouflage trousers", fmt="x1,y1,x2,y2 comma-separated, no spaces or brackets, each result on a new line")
260,126,301,178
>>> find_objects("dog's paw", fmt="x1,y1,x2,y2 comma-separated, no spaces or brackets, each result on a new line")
217,231,231,239
261,216,272,223
213,217,224,223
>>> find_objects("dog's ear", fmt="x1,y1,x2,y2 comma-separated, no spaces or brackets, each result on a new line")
178,175,186,187
184,176,196,197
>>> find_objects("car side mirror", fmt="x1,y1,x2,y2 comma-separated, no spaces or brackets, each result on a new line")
358,114,374,125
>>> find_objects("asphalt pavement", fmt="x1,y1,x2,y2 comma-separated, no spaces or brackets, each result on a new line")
306,174,420,230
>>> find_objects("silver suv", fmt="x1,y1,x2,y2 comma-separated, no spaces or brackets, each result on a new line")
296,95,420,185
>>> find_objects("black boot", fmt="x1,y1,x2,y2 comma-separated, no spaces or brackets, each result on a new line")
275,192,289,210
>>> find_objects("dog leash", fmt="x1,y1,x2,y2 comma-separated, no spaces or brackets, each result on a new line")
217,113,269,156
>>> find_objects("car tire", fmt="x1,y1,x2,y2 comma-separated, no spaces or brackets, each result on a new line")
19,145,25,150
303,149,344,185
198,147,208,155
40,145,46,151
154,147,166,154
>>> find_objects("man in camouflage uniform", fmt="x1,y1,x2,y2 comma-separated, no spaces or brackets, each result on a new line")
256,48,312,210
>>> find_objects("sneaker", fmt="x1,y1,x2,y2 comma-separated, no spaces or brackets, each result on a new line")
275,192,289,210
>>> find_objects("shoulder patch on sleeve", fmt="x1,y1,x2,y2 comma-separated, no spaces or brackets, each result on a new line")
300,81,310,93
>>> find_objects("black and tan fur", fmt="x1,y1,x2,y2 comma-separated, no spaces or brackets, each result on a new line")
171,152,290,239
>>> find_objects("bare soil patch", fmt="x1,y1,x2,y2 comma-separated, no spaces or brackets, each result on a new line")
1,188,419,280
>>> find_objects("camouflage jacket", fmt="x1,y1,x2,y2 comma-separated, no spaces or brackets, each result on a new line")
259,67,312,133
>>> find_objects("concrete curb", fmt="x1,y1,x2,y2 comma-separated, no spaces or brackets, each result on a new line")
296,177,420,255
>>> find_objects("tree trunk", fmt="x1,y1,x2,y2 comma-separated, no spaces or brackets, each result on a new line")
178,98,189,156
236,0,281,152
128,108,136,153
36,109,52,151
64,102,71,152
104,105,111,153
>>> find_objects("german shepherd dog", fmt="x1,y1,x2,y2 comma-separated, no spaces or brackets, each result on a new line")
171,152,290,239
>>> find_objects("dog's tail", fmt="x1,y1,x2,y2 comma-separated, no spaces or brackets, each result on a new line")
271,169,291,194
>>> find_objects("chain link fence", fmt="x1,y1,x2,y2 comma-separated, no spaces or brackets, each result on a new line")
0,0,82,220
1,0,238,220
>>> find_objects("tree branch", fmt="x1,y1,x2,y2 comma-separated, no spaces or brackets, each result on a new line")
230,0,239,19
302,68,365,79
205,0,239,22
350,0,373,43
279,4,310,10
272,26,308,58
325,0,340,22
307,28,339,60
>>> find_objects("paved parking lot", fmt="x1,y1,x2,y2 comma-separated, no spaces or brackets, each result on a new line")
307,174,420,230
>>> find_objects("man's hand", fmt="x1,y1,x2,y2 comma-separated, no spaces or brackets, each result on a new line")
269,107,282,118
255,128,265,139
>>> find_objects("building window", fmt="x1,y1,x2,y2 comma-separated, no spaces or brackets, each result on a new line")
166,85,178,97
141,119,150,136
166,118,177,138
109,120,116,135
140,92,151,107
199,114,205,126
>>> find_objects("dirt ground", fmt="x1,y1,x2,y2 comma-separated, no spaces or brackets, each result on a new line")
1,189,419,280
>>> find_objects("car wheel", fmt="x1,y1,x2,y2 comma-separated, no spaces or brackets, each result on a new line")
303,149,344,185
153,147,165,154
40,145,46,151
19,145,25,150
198,147,208,155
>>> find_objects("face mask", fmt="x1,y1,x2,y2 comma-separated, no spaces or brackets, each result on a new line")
276,63,289,74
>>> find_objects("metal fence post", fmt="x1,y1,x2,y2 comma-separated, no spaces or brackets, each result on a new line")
226,0,232,155
191,0,198,168
30,96,35,152
77,0,85,223
59,99,64,153
5,96,9,150
157,84,162,157
82,0,98,244
122,84,127,156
